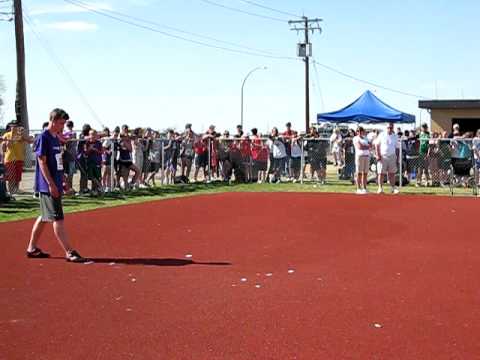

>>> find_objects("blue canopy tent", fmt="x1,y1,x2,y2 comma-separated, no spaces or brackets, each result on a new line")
317,90,415,124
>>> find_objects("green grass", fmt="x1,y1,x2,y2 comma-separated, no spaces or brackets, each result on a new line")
0,178,476,223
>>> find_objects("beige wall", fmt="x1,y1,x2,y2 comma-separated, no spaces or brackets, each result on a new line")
431,109,480,133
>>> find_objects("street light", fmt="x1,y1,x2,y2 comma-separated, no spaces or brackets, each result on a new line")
241,66,267,130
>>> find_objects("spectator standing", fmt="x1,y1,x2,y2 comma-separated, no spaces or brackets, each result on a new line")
417,123,431,186
111,126,121,190
86,129,103,195
404,130,419,182
342,129,355,182
180,126,195,179
27,108,85,262
375,123,400,194
193,134,208,182
101,128,113,192
250,128,268,183
118,126,139,190
353,127,370,194
132,128,144,186
203,125,218,180
305,127,327,184
438,131,451,185
146,131,161,186
62,120,77,194
473,129,480,187
329,128,343,167
1,120,33,195
267,127,287,183
218,131,232,181
428,132,441,186
141,129,153,186
77,124,91,194
239,135,252,182
283,122,295,178
289,132,302,182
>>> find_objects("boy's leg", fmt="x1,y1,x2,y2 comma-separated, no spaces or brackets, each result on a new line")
53,220,73,254
27,216,47,252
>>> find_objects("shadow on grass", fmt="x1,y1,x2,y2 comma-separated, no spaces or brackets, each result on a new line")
51,257,231,267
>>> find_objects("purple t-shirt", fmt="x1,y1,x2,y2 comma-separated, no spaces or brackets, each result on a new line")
34,130,64,194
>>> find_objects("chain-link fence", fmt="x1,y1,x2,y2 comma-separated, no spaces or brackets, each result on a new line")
1,130,479,201
400,137,479,195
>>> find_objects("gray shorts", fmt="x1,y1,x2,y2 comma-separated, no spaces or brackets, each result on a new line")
377,155,397,174
355,155,369,173
40,193,64,222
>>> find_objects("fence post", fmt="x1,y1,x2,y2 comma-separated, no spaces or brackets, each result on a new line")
300,139,305,184
208,138,211,182
110,138,115,192
161,141,165,186
399,138,403,189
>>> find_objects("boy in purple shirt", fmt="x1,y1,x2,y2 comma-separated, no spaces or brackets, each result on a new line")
26,109,86,263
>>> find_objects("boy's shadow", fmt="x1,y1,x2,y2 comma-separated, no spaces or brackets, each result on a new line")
84,257,231,267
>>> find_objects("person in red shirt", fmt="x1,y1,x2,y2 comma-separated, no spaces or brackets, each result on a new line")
239,135,252,182
250,128,268,183
282,122,295,179
193,135,208,182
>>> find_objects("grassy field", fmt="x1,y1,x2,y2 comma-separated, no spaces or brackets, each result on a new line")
0,178,476,223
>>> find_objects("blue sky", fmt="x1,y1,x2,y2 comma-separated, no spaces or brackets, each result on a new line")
1,0,479,132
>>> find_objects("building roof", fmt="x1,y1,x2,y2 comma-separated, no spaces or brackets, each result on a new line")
419,99,480,110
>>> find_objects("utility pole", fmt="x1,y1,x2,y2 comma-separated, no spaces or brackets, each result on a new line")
289,17,322,133
13,0,29,132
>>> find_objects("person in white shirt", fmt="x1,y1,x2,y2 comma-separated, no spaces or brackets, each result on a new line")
267,127,286,183
289,132,303,182
353,126,370,194
375,123,400,194
329,128,343,166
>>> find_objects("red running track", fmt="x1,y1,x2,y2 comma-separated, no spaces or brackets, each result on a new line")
1,193,480,359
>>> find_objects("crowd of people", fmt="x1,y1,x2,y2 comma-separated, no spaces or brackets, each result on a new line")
1,114,480,198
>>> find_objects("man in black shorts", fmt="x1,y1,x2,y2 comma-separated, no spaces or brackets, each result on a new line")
26,109,86,263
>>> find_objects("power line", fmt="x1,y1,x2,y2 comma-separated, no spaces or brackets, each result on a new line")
23,11,105,128
311,58,325,111
235,0,301,19
68,0,277,57
197,0,287,23
312,60,428,99
64,0,297,60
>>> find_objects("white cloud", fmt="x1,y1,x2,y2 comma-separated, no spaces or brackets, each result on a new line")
44,21,98,31
29,2,112,16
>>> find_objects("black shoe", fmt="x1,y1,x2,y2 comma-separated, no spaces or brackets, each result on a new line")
66,250,87,263
26,248,50,259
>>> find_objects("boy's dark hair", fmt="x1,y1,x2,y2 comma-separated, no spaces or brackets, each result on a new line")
114,126,121,133
49,108,66,122
42,122,49,129
66,120,74,128
62,111,70,121
251,128,258,135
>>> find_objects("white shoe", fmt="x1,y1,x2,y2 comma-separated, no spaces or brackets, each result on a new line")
356,189,363,194
361,189,368,194
391,188,399,194
377,188,384,194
